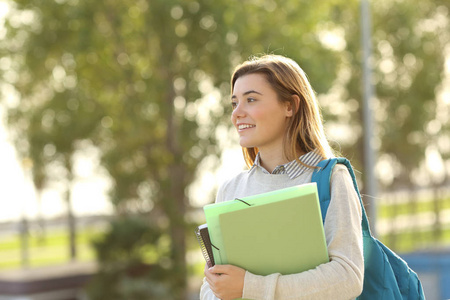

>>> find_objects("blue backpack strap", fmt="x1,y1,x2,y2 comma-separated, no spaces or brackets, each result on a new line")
311,157,371,235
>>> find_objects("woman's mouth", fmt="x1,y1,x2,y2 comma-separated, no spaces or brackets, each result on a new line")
238,124,256,131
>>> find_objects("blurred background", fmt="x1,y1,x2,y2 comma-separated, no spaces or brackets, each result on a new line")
0,0,449,299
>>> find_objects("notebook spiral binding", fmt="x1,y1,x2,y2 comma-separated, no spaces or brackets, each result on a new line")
195,224,215,268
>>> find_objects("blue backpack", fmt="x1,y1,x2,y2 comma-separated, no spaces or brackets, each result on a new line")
311,157,425,300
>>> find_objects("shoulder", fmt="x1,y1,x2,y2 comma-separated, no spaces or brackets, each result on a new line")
331,163,350,178
316,160,360,206
329,163,354,190
314,159,353,185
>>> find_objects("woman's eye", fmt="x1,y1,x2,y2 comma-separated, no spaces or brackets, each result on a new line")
247,97,256,102
231,102,237,109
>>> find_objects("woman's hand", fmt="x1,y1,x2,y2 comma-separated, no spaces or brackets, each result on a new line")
204,264,246,300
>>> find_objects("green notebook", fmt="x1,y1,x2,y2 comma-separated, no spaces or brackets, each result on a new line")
203,183,329,276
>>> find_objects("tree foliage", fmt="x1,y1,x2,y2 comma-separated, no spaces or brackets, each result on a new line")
328,0,450,189
1,0,448,298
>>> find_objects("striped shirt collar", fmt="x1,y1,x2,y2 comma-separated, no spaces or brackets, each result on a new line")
250,150,323,179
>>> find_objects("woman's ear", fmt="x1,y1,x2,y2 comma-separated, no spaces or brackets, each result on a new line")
286,95,300,117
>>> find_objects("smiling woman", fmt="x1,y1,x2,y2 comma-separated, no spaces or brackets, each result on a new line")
200,54,364,300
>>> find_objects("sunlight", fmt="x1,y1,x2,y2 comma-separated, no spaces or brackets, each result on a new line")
425,146,445,183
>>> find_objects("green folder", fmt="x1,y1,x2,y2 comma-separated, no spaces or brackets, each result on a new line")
204,183,329,276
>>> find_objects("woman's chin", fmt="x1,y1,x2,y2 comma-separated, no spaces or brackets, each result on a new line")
239,140,254,148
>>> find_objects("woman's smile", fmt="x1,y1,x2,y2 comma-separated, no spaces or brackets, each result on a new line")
237,123,256,131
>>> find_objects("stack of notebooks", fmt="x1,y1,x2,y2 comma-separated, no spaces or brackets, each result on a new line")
195,183,329,276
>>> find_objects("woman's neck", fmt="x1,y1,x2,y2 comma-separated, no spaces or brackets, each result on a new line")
259,149,289,173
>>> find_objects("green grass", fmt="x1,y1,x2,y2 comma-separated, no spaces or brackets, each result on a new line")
376,194,450,253
0,226,104,270
377,195,450,219
379,226,450,253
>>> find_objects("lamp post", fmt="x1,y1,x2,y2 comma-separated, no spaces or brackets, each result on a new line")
361,0,378,236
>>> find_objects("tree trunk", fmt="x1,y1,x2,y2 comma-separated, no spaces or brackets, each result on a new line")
168,164,188,300
64,154,77,261
164,80,188,299
20,215,29,268
432,185,441,243
36,189,47,245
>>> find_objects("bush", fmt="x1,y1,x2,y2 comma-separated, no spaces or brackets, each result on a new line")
86,216,174,300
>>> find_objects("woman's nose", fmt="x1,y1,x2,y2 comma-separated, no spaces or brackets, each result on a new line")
231,103,245,120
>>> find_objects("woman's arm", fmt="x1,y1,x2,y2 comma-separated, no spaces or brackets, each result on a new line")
242,166,364,300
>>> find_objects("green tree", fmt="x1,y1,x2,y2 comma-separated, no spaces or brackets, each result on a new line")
2,0,105,260
328,0,449,190
1,0,397,298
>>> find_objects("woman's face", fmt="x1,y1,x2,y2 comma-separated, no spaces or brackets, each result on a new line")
231,73,292,153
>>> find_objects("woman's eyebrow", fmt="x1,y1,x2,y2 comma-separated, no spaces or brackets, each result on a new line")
231,90,263,99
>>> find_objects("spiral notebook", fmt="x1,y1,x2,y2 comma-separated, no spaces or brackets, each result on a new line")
195,223,215,268
203,183,329,276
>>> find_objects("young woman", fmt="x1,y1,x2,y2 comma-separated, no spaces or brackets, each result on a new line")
200,54,364,300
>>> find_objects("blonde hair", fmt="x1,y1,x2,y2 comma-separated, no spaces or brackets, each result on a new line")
231,54,334,168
